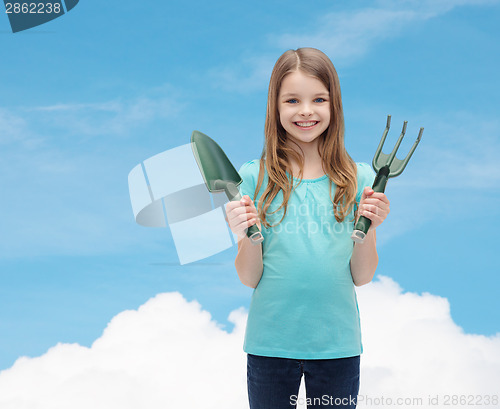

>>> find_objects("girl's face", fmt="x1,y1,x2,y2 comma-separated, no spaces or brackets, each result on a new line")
278,70,330,149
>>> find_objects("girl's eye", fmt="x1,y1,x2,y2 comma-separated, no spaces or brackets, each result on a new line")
314,98,327,103
286,99,298,104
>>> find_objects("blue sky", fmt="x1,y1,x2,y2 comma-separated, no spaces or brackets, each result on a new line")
1,0,499,371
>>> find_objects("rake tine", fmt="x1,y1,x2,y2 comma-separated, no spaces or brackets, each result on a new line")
389,127,424,177
372,115,391,172
386,120,407,168
352,115,424,243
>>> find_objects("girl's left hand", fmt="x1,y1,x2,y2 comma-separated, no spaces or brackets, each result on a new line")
357,186,390,230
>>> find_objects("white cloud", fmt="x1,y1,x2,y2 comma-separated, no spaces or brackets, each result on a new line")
0,292,250,409
0,277,498,409
276,0,499,63
22,87,184,137
356,276,500,407
387,113,500,244
389,111,500,191
375,0,499,15
0,84,185,258
0,108,42,149
207,53,276,93
30,101,122,112
276,8,417,64
210,0,499,91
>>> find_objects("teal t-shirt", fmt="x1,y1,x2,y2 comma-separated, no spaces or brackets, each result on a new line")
238,160,376,359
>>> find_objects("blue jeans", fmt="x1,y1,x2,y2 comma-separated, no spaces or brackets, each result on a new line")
247,354,360,409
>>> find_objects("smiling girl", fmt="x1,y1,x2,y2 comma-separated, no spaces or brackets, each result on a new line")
226,48,390,408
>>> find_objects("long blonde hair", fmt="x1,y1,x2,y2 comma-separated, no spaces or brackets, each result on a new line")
254,47,358,228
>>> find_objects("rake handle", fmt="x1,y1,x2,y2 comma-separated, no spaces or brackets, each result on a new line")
351,166,390,244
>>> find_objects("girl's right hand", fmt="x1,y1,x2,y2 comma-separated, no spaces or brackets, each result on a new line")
225,195,261,241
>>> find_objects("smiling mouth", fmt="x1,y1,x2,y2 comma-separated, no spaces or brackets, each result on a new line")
294,121,318,128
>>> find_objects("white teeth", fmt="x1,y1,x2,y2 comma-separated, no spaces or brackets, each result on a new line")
295,121,318,127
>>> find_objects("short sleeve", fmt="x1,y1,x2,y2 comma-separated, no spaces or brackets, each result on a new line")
238,159,260,200
355,162,376,203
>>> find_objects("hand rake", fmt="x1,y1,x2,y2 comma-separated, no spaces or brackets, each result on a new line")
351,115,424,243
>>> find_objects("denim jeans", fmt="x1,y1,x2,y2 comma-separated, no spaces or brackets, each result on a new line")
247,354,360,409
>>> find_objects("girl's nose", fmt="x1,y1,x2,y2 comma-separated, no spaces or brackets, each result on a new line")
299,104,313,116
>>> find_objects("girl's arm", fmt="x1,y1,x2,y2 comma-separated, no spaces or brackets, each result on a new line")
350,229,378,286
235,237,263,288
350,187,390,286
226,195,264,288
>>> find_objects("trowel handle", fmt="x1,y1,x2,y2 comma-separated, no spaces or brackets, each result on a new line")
351,166,389,244
225,183,264,245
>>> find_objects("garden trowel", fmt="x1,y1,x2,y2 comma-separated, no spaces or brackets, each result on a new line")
191,131,264,245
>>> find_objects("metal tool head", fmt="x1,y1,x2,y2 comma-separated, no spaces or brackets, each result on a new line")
190,130,242,192
372,115,424,178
